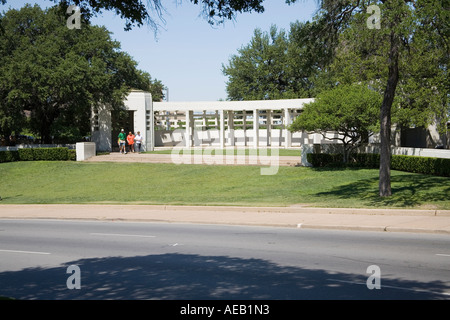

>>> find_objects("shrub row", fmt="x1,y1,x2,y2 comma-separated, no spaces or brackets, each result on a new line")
391,155,450,177
0,148,75,163
306,153,344,167
306,153,450,177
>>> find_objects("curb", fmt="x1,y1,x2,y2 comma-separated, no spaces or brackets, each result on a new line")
76,204,448,216
298,223,450,235
1,204,450,235
4,216,449,236
145,205,450,217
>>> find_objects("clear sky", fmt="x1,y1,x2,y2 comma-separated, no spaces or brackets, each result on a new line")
1,0,320,101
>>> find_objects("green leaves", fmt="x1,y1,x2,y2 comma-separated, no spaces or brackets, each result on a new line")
223,26,288,100
290,84,382,134
0,4,158,143
290,84,382,162
222,20,332,101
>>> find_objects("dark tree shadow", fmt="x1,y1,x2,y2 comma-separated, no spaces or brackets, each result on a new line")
313,170,450,208
0,253,448,300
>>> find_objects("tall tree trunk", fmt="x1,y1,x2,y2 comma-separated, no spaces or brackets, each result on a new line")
40,121,52,144
39,108,54,144
379,31,400,197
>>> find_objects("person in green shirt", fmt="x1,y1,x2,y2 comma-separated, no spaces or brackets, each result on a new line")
118,129,127,154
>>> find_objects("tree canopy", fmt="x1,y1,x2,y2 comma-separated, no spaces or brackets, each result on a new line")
222,19,334,100
0,4,162,144
223,0,448,196
318,0,449,196
0,0,273,31
289,84,382,162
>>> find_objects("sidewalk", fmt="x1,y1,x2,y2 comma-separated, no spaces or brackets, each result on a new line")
85,152,302,166
1,204,450,235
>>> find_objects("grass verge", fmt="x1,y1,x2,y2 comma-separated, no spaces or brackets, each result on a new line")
0,161,449,209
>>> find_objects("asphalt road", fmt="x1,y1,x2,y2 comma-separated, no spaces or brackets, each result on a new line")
0,219,449,300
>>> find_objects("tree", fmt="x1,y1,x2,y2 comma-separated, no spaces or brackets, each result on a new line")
289,84,382,163
1,0,269,31
222,19,333,100
0,5,161,143
312,0,448,197
222,26,294,100
148,78,165,101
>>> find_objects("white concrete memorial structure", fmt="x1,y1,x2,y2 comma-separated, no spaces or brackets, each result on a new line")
152,98,316,149
91,90,318,151
91,90,448,153
91,90,154,152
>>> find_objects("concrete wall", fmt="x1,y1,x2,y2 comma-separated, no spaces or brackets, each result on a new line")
365,145,450,159
91,104,112,152
124,90,153,152
93,94,448,152
154,129,341,148
76,142,96,161
91,90,153,152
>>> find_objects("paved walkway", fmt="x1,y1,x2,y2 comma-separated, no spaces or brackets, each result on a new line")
1,204,450,235
85,151,302,166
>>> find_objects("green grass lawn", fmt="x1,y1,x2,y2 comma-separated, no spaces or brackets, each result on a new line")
0,161,449,209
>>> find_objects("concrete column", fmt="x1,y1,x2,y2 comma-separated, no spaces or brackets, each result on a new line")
174,110,178,129
227,110,235,146
253,109,259,148
144,92,154,151
91,104,112,152
284,108,292,148
266,109,271,147
165,111,171,130
202,110,207,128
219,110,225,149
243,110,247,147
185,110,193,148
215,110,219,128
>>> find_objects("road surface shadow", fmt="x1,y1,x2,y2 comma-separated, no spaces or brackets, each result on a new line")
0,253,448,300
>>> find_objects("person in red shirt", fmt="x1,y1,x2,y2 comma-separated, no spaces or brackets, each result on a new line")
127,132,135,153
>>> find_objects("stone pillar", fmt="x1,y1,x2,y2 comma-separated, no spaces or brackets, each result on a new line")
202,110,207,128
142,92,153,152
185,110,193,148
266,109,271,147
284,108,292,148
243,110,247,147
253,109,259,148
91,104,112,152
228,110,235,146
219,110,225,149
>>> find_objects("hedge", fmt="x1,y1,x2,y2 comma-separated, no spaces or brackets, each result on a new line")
306,153,343,167
18,148,34,161
391,155,450,177
307,153,450,177
68,149,76,161
0,147,74,163
0,150,20,163
32,147,68,161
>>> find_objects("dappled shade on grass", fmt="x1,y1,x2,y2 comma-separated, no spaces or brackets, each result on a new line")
313,168,450,208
